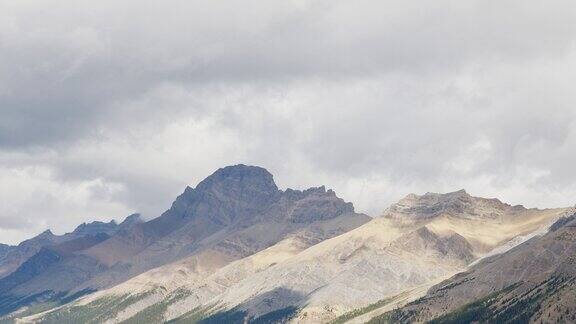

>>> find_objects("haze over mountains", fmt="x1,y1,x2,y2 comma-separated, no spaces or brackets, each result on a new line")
0,164,573,323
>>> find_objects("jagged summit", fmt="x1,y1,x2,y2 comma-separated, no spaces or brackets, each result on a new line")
118,213,143,228
71,220,117,237
196,164,278,194
68,213,143,237
424,188,468,197
166,165,280,221
383,189,524,220
165,165,354,226
283,185,339,201
38,229,55,237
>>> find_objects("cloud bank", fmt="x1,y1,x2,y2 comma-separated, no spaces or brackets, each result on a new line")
1,0,576,244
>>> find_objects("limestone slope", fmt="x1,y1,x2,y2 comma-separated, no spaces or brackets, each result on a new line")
368,209,576,323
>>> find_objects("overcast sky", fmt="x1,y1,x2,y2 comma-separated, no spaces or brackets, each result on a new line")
1,0,576,244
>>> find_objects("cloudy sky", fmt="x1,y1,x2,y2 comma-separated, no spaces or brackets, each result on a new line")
1,0,576,244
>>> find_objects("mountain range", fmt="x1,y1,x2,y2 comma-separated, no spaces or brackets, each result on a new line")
0,164,573,323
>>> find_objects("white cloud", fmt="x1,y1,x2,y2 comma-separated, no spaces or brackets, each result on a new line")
0,165,130,244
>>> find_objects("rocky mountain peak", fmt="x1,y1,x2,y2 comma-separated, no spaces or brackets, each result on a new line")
196,164,278,195
71,220,118,237
118,213,143,228
422,188,470,200
277,186,355,223
38,229,55,237
190,165,279,212
383,189,517,220
159,165,282,227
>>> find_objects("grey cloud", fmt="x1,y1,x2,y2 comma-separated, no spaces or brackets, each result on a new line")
1,0,576,243
2,0,576,147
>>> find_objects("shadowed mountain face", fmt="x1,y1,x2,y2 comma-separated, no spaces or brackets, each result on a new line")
371,211,576,324
0,215,143,317
0,231,62,279
0,215,142,280
0,165,370,318
0,245,10,265
142,165,280,235
0,233,111,293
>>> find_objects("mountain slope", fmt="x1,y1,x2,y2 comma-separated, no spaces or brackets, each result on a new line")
197,191,566,323
0,215,144,317
367,209,576,324
0,215,142,280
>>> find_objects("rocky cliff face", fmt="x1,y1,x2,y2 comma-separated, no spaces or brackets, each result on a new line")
70,221,117,238
383,189,525,221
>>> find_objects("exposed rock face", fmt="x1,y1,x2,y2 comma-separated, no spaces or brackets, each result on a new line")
117,213,143,229
285,187,354,223
70,221,117,238
383,189,525,221
163,165,280,227
391,226,475,264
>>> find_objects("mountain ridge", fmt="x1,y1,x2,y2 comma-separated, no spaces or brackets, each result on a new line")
0,214,143,280
383,189,528,222
0,165,572,324
0,164,371,321
14,173,568,323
